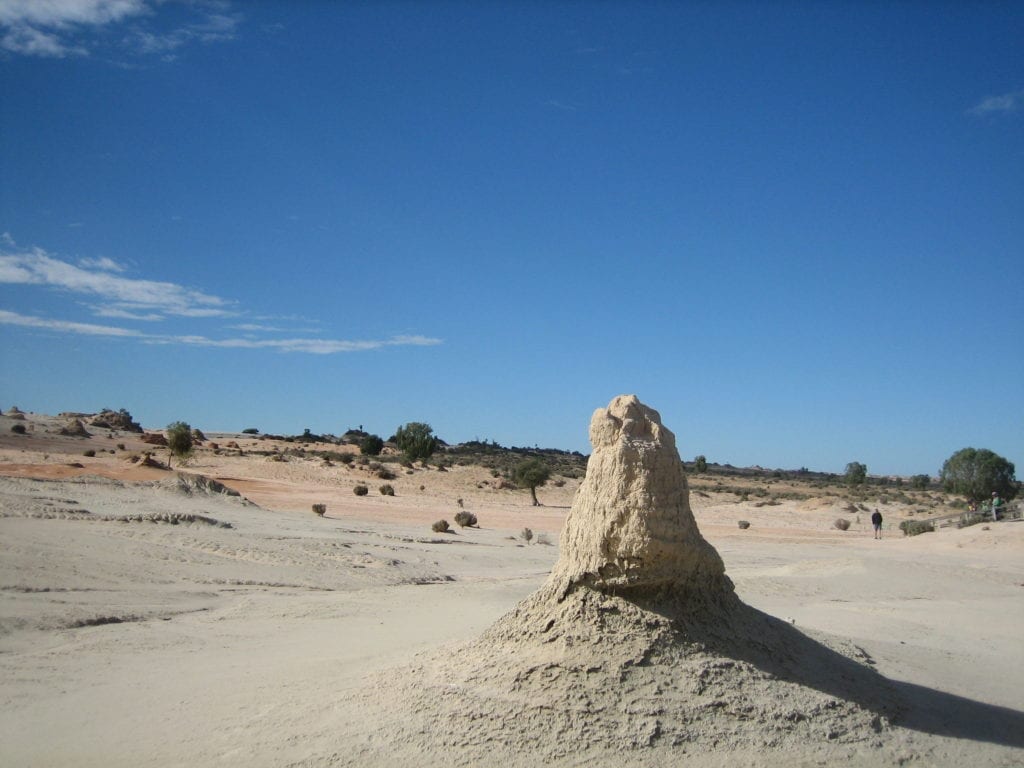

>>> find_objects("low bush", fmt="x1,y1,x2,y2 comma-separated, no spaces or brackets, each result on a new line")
353,484,369,496
899,520,934,537
432,519,450,533
834,518,851,531
521,527,533,544
359,434,385,456
738,520,751,529
379,484,395,496
956,513,986,529
83,449,96,458
242,428,259,434
376,468,397,480
454,511,477,528
312,503,326,516
10,423,26,434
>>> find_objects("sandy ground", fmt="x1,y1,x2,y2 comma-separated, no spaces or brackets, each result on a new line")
1,411,1022,766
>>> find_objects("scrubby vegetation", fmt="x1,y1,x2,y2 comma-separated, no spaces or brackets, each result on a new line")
395,422,438,462
900,520,935,537
379,484,395,496
454,510,477,528
353,484,369,496
432,519,449,533
359,434,384,456
834,518,851,531
312,503,326,516
166,421,193,467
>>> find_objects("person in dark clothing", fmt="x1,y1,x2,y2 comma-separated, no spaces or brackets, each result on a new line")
871,509,883,539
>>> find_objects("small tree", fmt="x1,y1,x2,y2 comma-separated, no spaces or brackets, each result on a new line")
394,422,438,462
845,461,867,488
693,455,708,474
940,448,1017,503
513,458,550,506
166,421,193,467
359,434,384,456
910,474,930,491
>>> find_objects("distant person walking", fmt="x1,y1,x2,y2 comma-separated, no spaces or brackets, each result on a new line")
871,509,883,539
991,492,1002,522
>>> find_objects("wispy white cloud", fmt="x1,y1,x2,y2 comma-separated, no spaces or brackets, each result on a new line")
124,9,239,57
91,305,163,321
78,256,124,272
0,237,443,355
0,0,239,59
0,0,147,57
0,308,145,338
0,246,233,317
0,0,148,28
968,88,1024,116
0,309,442,355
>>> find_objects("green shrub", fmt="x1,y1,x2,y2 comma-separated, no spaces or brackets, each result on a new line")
353,484,369,496
454,511,477,528
166,421,194,467
956,513,986,529
312,503,326,516
432,519,450,533
379,484,395,496
395,422,438,462
899,520,934,537
359,434,384,456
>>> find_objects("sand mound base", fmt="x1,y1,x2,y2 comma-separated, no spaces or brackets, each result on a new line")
350,588,905,766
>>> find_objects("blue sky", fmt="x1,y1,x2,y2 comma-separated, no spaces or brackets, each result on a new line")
1,1,1021,476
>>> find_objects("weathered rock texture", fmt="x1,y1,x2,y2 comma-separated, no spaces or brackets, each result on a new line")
549,394,731,600
351,396,908,766
58,418,91,438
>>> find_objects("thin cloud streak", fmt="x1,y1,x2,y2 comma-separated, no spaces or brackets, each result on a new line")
0,309,442,355
0,308,144,337
968,88,1024,116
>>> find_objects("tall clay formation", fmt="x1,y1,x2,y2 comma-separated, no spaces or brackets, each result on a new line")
353,394,901,764
548,394,733,601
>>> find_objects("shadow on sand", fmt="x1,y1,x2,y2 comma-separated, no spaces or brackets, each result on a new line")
666,596,1024,751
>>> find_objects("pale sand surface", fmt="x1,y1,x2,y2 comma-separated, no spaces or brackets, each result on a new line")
1,413,1022,766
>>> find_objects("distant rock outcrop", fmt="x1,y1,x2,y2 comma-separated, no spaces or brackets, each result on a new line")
59,418,91,438
89,408,143,433
141,432,168,447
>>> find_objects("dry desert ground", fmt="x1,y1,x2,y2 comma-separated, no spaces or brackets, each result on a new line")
1,409,1022,767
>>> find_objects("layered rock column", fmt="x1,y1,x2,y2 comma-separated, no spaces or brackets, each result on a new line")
548,394,732,600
